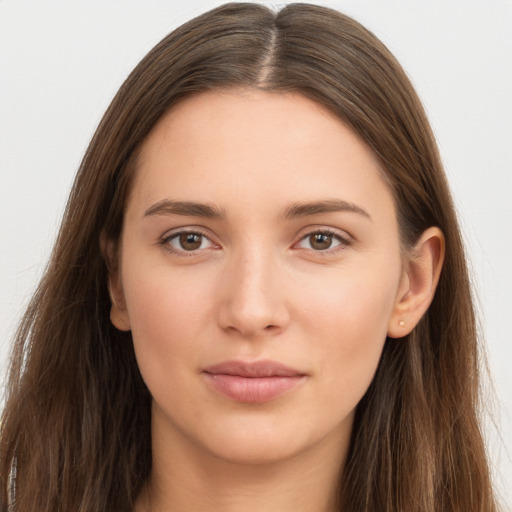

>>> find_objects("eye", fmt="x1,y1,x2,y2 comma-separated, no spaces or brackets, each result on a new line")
163,231,215,253
296,230,348,251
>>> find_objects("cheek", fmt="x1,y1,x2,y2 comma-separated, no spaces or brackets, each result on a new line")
121,261,217,381
297,261,398,337
295,264,399,392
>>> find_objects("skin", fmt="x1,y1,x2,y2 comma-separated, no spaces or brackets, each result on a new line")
109,89,444,512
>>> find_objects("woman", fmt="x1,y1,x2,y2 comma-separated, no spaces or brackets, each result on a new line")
0,3,499,511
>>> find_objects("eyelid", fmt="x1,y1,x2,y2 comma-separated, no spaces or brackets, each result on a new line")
157,225,353,256
159,227,220,255
293,226,353,253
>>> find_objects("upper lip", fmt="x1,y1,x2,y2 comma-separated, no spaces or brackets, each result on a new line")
203,360,305,378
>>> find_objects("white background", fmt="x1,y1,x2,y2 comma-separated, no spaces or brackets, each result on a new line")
1,0,511,508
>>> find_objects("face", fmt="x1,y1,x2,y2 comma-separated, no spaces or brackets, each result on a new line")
111,89,408,466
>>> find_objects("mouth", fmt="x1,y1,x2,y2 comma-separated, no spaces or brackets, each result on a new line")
202,360,307,404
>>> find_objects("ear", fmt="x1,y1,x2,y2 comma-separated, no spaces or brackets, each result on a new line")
387,227,445,338
101,234,131,332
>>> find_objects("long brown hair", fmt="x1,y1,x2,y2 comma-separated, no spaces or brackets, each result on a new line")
0,3,498,511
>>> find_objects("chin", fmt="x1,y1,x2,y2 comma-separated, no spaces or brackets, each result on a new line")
205,435,307,466
191,414,335,467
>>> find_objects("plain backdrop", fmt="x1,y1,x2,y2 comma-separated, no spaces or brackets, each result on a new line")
1,0,511,508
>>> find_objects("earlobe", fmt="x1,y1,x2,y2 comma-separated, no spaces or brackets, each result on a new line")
387,227,445,338
110,307,131,332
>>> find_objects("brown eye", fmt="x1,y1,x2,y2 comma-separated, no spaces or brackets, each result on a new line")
296,231,347,252
178,233,203,251
309,233,334,250
164,231,216,255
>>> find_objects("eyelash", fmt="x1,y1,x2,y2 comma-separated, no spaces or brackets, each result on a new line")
159,229,215,256
295,229,351,255
159,228,351,256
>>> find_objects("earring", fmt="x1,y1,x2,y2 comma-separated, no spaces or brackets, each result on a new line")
399,320,405,327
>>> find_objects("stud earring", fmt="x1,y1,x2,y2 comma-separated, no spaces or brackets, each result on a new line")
399,320,405,327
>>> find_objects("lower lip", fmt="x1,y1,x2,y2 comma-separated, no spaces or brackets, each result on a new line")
203,373,305,404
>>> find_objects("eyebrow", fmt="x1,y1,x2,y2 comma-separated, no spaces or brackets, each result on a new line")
144,200,226,219
143,198,371,222
282,199,371,221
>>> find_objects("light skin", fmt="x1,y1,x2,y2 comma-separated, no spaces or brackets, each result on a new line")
108,89,444,512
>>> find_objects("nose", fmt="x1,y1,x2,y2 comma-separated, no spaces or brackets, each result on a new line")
217,248,290,338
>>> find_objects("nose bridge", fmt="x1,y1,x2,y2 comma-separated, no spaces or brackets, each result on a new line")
218,242,287,336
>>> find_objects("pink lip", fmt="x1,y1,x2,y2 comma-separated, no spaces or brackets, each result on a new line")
202,360,306,404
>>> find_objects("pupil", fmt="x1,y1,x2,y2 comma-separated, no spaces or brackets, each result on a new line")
310,233,332,250
179,233,202,250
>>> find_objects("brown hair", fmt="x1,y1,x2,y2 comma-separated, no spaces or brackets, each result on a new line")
0,3,498,511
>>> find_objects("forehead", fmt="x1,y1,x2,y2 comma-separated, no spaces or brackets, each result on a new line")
128,89,394,222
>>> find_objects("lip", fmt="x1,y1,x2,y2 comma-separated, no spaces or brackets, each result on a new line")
202,360,307,404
